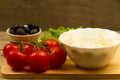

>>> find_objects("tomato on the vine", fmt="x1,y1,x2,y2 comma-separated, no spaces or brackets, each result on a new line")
27,49,50,73
43,39,60,49
49,46,67,69
43,39,67,69
22,44,35,55
3,38,67,73
3,43,19,58
6,50,27,71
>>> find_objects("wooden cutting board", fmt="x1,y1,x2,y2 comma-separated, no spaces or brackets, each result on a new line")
1,46,120,79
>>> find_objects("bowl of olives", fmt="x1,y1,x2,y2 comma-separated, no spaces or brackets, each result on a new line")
6,24,41,42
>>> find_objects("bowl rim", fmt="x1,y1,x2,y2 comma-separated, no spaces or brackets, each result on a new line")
59,28,120,49
6,28,41,37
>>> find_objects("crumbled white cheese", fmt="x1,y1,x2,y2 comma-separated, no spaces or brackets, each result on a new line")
59,28,120,48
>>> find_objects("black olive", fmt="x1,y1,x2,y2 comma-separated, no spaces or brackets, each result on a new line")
28,24,40,29
16,27,26,35
10,25,18,32
23,25,31,34
28,24,35,29
30,28,38,34
32,24,39,29
9,29,15,34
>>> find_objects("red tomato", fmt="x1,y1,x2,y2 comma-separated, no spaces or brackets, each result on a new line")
22,44,35,55
6,50,27,71
3,43,19,58
49,46,67,69
27,49,50,73
44,39,60,49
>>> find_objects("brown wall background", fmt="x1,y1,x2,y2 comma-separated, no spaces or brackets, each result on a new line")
0,0,120,31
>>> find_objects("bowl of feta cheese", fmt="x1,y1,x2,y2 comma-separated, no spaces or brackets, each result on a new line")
59,28,120,69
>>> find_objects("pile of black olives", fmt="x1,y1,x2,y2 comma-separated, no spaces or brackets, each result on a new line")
9,24,40,35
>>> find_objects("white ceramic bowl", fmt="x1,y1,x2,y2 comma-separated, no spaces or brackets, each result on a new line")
59,28,120,69
6,28,41,42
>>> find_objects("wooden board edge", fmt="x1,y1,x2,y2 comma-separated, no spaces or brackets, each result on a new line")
2,73,120,79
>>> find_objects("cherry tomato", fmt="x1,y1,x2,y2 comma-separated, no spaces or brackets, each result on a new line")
43,39,60,49
6,50,27,71
27,49,50,73
22,44,35,55
49,46,67,69
3,43,19,58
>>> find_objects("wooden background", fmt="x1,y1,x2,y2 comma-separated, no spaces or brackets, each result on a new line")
0,0,120,31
